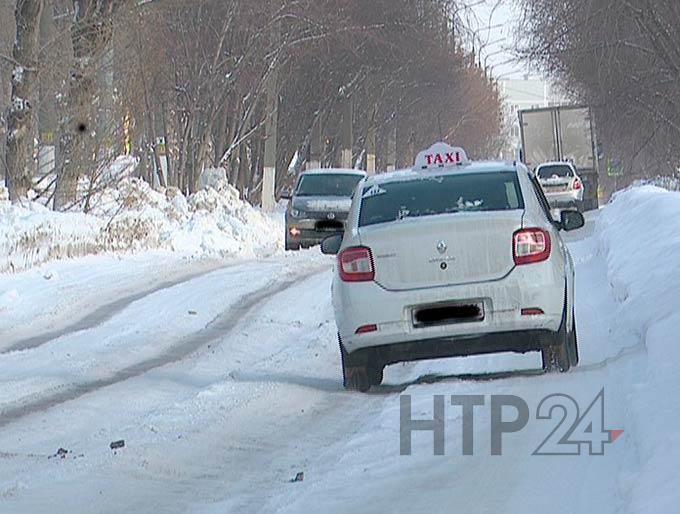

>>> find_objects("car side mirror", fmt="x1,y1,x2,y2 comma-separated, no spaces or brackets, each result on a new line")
560,210,585,231
321,234,343,255
280,191,292,201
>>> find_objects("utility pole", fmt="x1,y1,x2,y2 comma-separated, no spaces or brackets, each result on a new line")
261,6,280,212
307,115,322,170
366,110,376,175
262,79,278,212
38,2,57,177
385,125,397,172
340,97,353,168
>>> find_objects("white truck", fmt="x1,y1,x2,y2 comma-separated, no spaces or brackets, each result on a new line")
519,106,600,211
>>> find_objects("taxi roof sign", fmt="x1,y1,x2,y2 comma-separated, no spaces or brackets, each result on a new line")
413,142,470,170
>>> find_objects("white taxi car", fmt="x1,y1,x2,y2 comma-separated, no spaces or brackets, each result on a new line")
322,143,585,391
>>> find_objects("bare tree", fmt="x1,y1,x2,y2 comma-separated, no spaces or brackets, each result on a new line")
53,0,126,210
4,0,44,201
2,0,505,209
519,0,680,180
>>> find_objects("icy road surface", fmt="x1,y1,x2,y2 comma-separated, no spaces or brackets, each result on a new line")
0,196,676,513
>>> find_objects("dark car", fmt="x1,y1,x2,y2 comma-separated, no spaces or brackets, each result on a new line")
285,169,367,251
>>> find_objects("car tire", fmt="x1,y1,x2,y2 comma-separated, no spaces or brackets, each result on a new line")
542,302,571,373
339,336,382,392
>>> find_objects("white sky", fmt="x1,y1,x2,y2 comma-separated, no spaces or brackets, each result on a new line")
463,0,528,79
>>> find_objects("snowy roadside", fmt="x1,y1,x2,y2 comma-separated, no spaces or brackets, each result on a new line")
0,172,283,274
1,170,291,348
0,251,223,349
598,185,680,513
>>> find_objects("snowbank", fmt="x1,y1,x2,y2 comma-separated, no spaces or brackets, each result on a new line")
598,185,680,513
631,176,680,192
0,178,282,274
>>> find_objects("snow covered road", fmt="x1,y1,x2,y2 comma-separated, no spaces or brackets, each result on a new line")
1,187,678,513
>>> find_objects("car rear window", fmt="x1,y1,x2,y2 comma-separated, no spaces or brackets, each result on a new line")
359,172,524,227
295,174,363,197
537,165,574,179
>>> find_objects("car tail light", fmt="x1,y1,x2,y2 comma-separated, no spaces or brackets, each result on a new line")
339,246,375,282
573,178,582,190
521,308,545,316
513,228,551,265
355,324,378,334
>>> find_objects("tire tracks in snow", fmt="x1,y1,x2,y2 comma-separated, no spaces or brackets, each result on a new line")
0,265,329,429
2,265,226,354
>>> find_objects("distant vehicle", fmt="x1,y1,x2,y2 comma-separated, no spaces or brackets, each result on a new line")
519,105,599,211
322,142,584,392
535,161,584,211
284,169,366,251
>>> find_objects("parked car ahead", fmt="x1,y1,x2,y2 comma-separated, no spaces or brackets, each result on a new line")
284,169,367,251
535,161,584,211
322,143,585,392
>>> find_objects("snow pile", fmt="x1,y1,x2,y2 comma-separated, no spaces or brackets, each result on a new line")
599,185,680,331
197,167,227,190
0,201,104,273
92,155,138,184
631,176,680,192
598,185,680,513
0,178,282,274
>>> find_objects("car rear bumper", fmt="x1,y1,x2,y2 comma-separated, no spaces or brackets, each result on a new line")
286,218,345,246
334,262,566,354
545,190,583,206
287,229,343,247
344,329,560,366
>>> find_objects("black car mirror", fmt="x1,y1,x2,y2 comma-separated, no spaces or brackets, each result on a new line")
280,190,292,201
560,210,585,231
321,234,343,255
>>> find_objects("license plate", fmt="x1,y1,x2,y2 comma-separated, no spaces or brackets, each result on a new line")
412,301,485,328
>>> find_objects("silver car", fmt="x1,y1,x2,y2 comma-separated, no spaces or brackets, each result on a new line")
284,169,367,251
535,162,584,211
322,143,585,392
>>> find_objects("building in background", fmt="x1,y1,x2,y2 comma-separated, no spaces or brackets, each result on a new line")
498,77,564,160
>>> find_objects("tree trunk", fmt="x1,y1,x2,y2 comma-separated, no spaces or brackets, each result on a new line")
160,101,174,187
53,0,117,210
4,0,44,202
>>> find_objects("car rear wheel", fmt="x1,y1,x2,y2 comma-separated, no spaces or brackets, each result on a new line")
339,336,384,392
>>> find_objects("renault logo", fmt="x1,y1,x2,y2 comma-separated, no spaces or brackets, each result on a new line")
327,212,336,220
436,240,447,254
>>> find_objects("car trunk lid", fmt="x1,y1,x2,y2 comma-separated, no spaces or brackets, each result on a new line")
360,211,523,291
541,176,573,193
